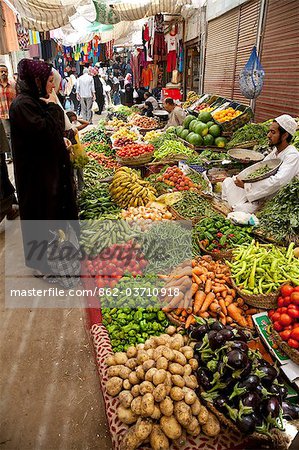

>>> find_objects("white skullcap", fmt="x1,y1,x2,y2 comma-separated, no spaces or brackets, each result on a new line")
275,114,297,136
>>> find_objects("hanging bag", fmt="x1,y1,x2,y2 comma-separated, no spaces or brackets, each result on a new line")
239,46,265,99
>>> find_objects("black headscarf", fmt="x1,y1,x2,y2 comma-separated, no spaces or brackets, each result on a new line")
16,59,52,98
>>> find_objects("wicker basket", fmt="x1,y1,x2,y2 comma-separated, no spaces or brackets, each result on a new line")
200,395,288,447
116,151,154,166
234,140,259,149
198,240,233,261
272,329,299,365
230,278,279,309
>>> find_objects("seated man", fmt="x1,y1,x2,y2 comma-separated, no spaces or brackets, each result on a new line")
163,97,186,129
222,114,299,213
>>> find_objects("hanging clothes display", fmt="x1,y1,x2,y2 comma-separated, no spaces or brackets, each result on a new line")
165,24,179,73
141,66,153,90
2,1,19,52
15,23,29,51
131,51,139,88
153,14,166,59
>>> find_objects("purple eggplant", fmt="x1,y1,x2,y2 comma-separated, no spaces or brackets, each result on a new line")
227,349,248,369
197,368,212,391
217,328,234,342
242,393,262,412
264,396,280,418
240,375,260,392
237,414,256,434
213,396,228,412
230,340,248,353
282,401,299,420
208,330,220,349
256,365,278,385
233,329,249,342
190,324,208,340
210,321,224,332
194,342,204,353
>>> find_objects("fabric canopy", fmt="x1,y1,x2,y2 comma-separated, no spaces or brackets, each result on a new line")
7,0,77,31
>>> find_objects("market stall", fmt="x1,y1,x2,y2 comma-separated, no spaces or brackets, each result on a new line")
74,101,299,450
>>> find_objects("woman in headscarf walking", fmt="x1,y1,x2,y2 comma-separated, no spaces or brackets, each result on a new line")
9,59,78,277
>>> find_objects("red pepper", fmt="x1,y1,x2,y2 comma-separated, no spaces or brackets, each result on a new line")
288,338,299,349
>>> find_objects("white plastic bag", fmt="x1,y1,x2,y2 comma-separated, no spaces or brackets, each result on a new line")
92,101,99,112
133,89,139,99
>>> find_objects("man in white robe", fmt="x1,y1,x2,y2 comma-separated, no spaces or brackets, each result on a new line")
222,115,299,213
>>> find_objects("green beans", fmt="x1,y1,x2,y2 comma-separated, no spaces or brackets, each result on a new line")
229,241,299,294
78,184,120,219
172,191,220,220
153,141,195,161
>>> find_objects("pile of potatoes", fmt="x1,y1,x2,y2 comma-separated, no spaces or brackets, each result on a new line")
105,328,220,450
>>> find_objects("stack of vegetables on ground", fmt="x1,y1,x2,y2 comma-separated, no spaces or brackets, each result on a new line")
130,115,159,129
269,284,299,350
79,183,120,219
112,128,139,147
193,217,253,254
110,167,157,208
84,140,115,157
105,329,221,450
189,318,298,436
81,128,111,146
162,257,255,329
227,122,269,150
152,140,194,162
83,160,115,188
156,166,198,192
170,191,220,221
229,241,299,296
86,151,120,169
121,204,173,227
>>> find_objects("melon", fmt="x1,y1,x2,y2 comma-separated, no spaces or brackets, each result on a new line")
176,126,184,136
186,132,196,143
190,134,203,146
181,129,189,140
203,134,215,146
167,126,176,134
194,121,209,137
209,124,221,138
189,120,198,132
206,121,214,128
215,137,228,148
183,115,195,129
198,111,213,123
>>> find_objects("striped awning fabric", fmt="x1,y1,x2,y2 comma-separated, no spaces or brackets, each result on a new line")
8,0,77,31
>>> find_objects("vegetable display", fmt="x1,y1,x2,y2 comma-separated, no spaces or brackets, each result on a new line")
121,204,173,225
183,91,200,109
212,108,242,123
269,285,299,348
144,130,163,142
229,241,299,295
257,179,299,245
227,123,269,149
156,166,197,192
86,242,147,289
194,217,252,253
112,128,139,147
81,128,111,145
84,140,114,157
79,184,120,219
105,330,221,449
190,318,286,436
117,143,154,159
153,141,194,162
130,115,159,129
171,191,220,220
162,257,255,329
83,160,115,189
86,151,120,169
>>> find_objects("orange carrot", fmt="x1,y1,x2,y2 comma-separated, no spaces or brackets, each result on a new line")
181,309,188,317
209,311,217,318
246,308,258,315
185,315,196,328
193,290,206,314
192,267,204,276
200,275,207,283
227,303,247,327
225,295,234,306
191,283,199,296
199,312,209,318
200,292,216,313
162,292,184,312
213,285,226,293
246,315,254,328
219,312,227,325
165,275,189,288
237,298,245,306
209,302,221,313
219,299,227,315
205,279,213,294
221,290,227,299
192,273,202,285
226,316,233,324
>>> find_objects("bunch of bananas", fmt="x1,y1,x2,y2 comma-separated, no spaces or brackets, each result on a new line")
109,167,157,208
183,91,199,109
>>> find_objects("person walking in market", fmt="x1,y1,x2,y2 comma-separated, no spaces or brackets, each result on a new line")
0,64,16,163
0,120,19,222
89,66,105,115
9,58,78,279
76,68,95,124
163,97,186,129
222,114,299,213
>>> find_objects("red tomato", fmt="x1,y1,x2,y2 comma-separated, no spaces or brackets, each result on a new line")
279,329,292,341
293,286,299,292
277,298,285,307
290,328,299,340
268,310,275,318
290,292,299,305
288,338,299,349
273,321,284,332
283,296,291,306
280,284,294,297
279,313,293,327
271,312,281,322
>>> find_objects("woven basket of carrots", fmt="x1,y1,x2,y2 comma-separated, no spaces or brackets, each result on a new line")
161,256,256,330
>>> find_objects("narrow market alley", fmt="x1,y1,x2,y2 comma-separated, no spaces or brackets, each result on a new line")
0,114,112,449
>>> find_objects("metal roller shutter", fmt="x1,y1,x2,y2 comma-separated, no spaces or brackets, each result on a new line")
203,8,239,98
232,0,260,104
255,0,299,121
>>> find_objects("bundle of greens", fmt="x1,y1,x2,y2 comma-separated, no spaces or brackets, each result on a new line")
257,179,299,245
227,123,269,150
